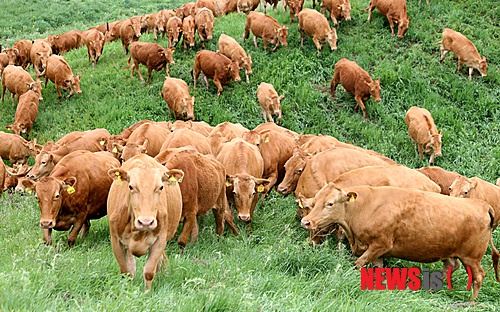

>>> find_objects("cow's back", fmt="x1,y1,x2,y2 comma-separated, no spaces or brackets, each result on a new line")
159,128,212,155
127,122,171,156
217,138,263,177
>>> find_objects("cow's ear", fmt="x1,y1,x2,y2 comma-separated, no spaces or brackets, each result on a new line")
164,169,184,184
225,174,234,187
108,168,128,182
346,192,357,203
47,153,54,163
439,129,443,136
337,5,341,9
191,96,195,102
5,125,12,130
279,94,285,100
171,47,175,53
259,129,271,143
113,143,124,153
470,180,478,190
21,179,37,193
140,139,149,154
255,178,271,193
61,176,77,194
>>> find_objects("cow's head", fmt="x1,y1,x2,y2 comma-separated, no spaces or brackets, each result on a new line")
6,123,23,136
161,48,175,65
29,79,43,101
36,176,77,229
106,135,126,161
130,19,142,38
367,78,381,102
277,147,311,195
449,176,477,199
182,97,195,121
327,28,338,51
120,139,148,162
226,61,241,82
242,130,261,147
427,130,443,163
277,25,288,47
397,17,410,38
183,30,195,48
27,151,55,181
340,1,352,21
3,48,19,65
478,56,488,77
267,94,283,122
205,22,214,40
226,174,270,222
109,167,184,231
241,54,252,75
65,75,82,96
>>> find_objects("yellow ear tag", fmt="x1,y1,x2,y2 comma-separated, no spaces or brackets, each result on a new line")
298,200,303,209
264,137,270,143
257,185,265,193
67,186,76,194
112,146,118,153
100,140,105,146
26,189,32,195
348,195,355,202
115,171,123,186
225,181,232,187
167,175,177,186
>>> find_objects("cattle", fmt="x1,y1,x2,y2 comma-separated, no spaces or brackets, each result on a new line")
11,40,33,69
298,8,337,53
157,128,212,155
330,58,381,121
155,146,239,248
158,10,176,38
365,0,410,38
217,138,269,222
5,90,39,139
161,77,195,120
3,48,18,67
83,28,106,68
127,42,175,84
140,13,163,41
257,82,283,124
237,0,260,14
43,55,82,104
166,16,183,48
449,176,500,229
253,122,299,140
115,123,171,162
415,166,461,195
47,30,84,55
321,0,351,25
195,8,215,48
34,150,120,247
192,50,241,96
107,153,183,290
405,106,442,165
244,11,288,52
208,121,249,156
1,65,43,105
301,184,500,301
438,28,487,82
0,51,9,75
195,0,217,15
30,39,53,76
222,0,238,15
182,15,196,50
117,17,142,54
0,157,5,195
214,0,229,16
218,34,253,84
98,20,121,42
3,164,31,192
177,2,196,19
169,120,213,136
262,0,280,13
284,0,305,23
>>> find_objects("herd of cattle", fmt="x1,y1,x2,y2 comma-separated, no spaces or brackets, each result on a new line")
0,0,496,300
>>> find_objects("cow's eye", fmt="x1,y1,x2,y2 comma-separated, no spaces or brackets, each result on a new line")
129,185,133,191
159,185,164,191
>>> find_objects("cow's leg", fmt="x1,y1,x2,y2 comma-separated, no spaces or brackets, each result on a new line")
178,210,197,248
66,214,87,247
468,67,473,82
460,258,485,302
193,69,200,88
261,107,268,122
213,78,223,96
146,67,153,85
366,4,374,22
439,47,448,62
204,76,210,89
441,257,461,277
212,205,225,237
56,85,63,104
387,18,395,36
330,72,340,98
428,151,435,165
354,242,391,269
80,219,91,239
165,65,170,77
354,96,368,120
43,228,53,245
312,36,322,51
245,70,250,84
135,62,144,82
143,238,167,291
111,235,135,277
253,36,258,49
331,14,339,26
457,59,463,72
11,93,15,105
221,191,238,236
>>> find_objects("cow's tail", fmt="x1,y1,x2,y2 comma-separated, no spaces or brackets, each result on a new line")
488,207,499,282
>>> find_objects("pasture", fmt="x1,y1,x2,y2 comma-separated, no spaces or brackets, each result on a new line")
1,0,499,310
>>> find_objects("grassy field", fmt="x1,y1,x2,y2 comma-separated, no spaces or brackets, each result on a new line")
1,0,499,311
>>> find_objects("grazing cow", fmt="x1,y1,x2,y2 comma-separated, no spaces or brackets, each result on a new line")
155,147,238,248
208,121,248,156
321,0,351,25
35,150,120,247
47,30,84,55
166,16,183,48
415,166,460,195
182,15,196,50
237,0,260,14
83,28,106,68
405,106,443,165
298,8,337,52
43,55,82,104
330,58,381,121
1,65,43,105
284,0,305,23
128,42,175,84
5,90,39,139
438,28,487,82
117,17,142,54
257,82,283,124
217,138,270,222
244,11,288,52
169,120,213,136
195,8,215,48
365,0,410,38
301,184,500,301
449,176,500,229
30,39,53,76
12,40,33,69
192,50,241,96
218,34,253,84
115,123,171,162
107,154,183,290
262,0,280,13
161,77,195,120
158,128,212,155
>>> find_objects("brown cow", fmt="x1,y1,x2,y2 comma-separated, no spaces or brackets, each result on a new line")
98,21,120,42
298,8,337,52
0,51,9,75
195,0,217,15
257,82,283,124
217,138,270,222
83,28,106,68
161,77,195,120
5,90,39,139
43,55,82,104
214,0,229,17
237,0,260,14
12,40,33,69
365,0,410,38
218,34,253,84
208,121,248,156
438,28,487,82
301,184,500,301
177,3,196,19
166,16,183,48
284,0,305,23
192,50,241,96
195,8,215,48
128,41,175,84
117,17,142,54
1,65,43,104
244,11,288,52
0,157,5,195
115,123,170,162
262,0,280,13
415,166,460,196
35,150,120,247
222,0,238,15
107,153,183,290
405,106,443,165
47,30,84,55
321,0,351,25
155,146,238,248
169,120,213,136
30,39,53,76
330,58,381,121
158,128,212,155
182,15,196,50
254,122,299,140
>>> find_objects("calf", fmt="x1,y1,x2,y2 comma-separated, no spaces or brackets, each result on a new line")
257,82,283,124
166,16,183,48
128,41,175,84
330,58,381,121
182,15,196,50
115,123,170,162
438,28,487,82
48,30,84,55
161,77,195,120
5,90,39,139
365,0,410,38
30,39,53,76
107,154,183,290
195,8,215,48
284,0,305,23
117,17,142,54
1,65,43,105
43,55,82,104
218,34,253,83
12,40,33,69
415,166,460,195
192,50,241,96
321,0,351,25
405,106,442,164
298,8,337,52
244,11,288,52
208,121,249,156
83,28,106,68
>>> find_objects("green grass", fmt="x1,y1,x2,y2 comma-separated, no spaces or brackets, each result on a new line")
1,0,500,311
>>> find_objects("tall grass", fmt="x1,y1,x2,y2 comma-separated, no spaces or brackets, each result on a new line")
1,0,499,311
